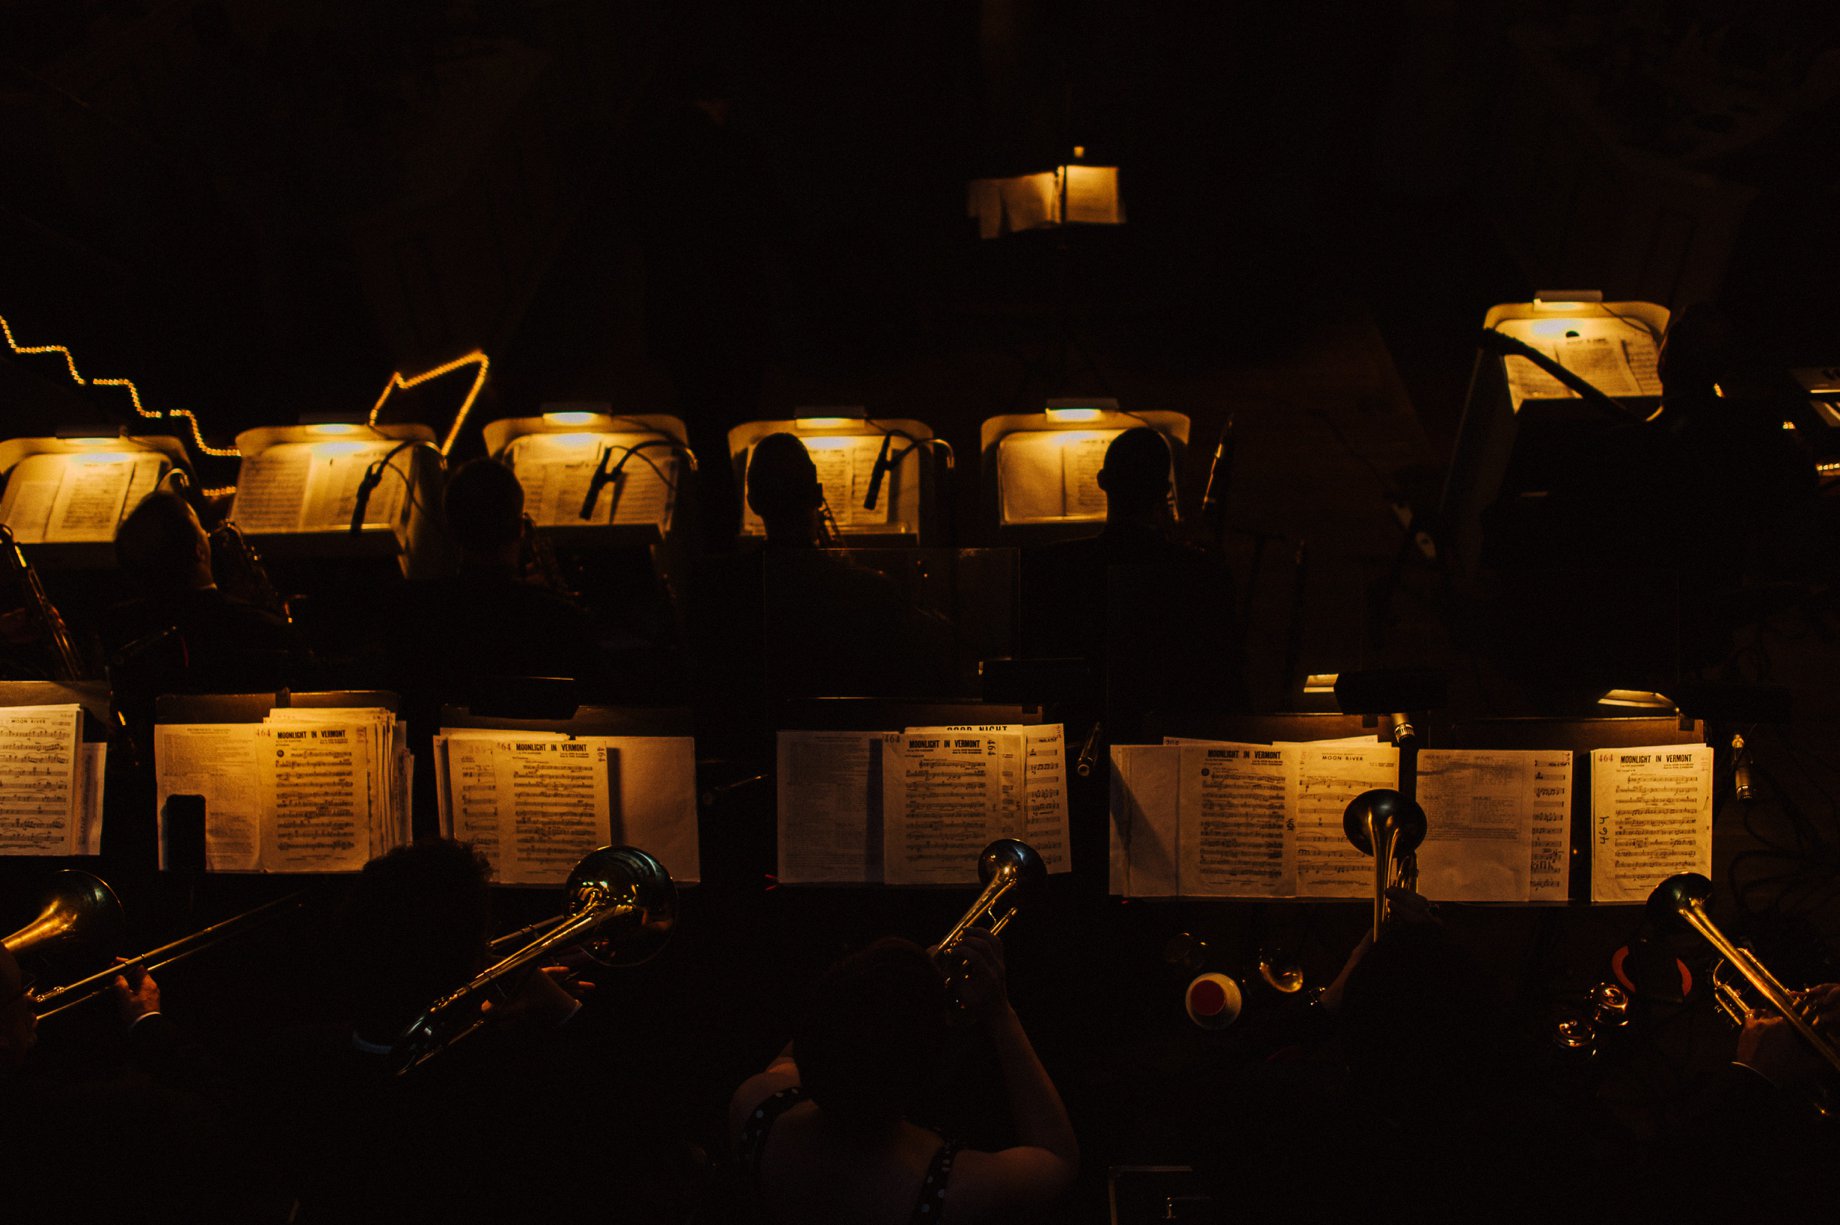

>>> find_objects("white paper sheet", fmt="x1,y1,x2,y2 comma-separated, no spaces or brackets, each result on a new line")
1591,744,1712,903
882,731,1002,885
1177,743,1296,898
0,705,82,855
1285,741,1400,899
155,723,266,871
776,729,886,884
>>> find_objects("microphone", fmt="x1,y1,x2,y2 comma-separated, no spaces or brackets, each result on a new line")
579,446,620,521
1731,734,1754,803
349,463,385,535
863,432,893,511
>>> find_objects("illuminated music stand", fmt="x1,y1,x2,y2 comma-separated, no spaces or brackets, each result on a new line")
1439,293,1670,579
729,411,944,546
229,423,442,575
980,401,1188,544
483,406,694,549
0,433,192,568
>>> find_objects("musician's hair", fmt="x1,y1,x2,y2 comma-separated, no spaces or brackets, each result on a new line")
745,433,821,522
795,938,950,1125
443,458,525,553
1098,427,1172,515
342,839,493,1033
115,492,205,589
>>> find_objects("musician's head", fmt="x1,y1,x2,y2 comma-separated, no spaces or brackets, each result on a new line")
1097,427,1172,522
0,944,35,1070
342,839,493,1040
116,491,213,592
746,433,822,547
795,938,950,1127
443,458,525,565
1339,921,1505,1104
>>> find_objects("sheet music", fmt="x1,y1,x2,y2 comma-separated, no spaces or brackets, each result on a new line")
515,435,678,528
1062,435,1111,517
594,735,699,884
1415,749,1540,902
0,705,81,855
302,450,395,531
232,447,313,532
1591,744,1712,903
495,739,611,886
1528,752,1574,902
1108,745,1179,896
263,724,370,872
1287,741,1399,899
75,743,105,855
1177,743,1296,898
155,723,265,871
1023,725,1071,872
45,457,148,541
777,730,886,884
267,707,400,858
803,438,891,531
882,732,1000,885
2,476,58,542
1060,164,1123,224
1497,316,1665,408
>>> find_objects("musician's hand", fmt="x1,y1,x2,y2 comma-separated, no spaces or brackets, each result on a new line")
1793,983,1840,1027
1734,1014,1822,1089
1383,887,1441,928
481,965,593,1028
949,928,1010,1023
110,962,160,1026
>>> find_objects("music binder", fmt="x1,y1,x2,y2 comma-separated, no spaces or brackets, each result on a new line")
0,435,190,566
228,424,439,571
484,409,692,547
729,415,941,545
979,404,1188,541
0,681,111,857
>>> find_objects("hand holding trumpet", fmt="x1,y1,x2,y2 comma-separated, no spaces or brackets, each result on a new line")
933,928,1010,1024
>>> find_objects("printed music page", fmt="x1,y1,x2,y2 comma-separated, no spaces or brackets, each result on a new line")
1023,725,1071,873
1591,744,1713,903
1497,317,1664,408
155,723,265,871
598,453,676,527
0,705,81,855
46,458,137,542
75,743,105,855
1108,745,1180,897
232,446,312,533
1526,752,1574,901
1286,741,1399,899
1062,434,1112,517
1177,743,1297,898
777,730,887,884
882,731,1001,885
593,736,699,884
1414,749,1539,902
494,739,611,886
302,448,399,532
513,434,604,526
268,707,398,856
262,724,371,872
803,438,888,530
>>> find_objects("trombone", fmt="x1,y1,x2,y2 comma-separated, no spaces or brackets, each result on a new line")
1342,789,1428,940
935,839,1045,1000
1648,873,1840,1081
5,871,303,1020
393,845,676,1075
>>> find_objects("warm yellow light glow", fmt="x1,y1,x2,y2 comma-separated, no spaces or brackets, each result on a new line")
0,311,240,458
1072,145,1086,159
1046,407,1103,423
1819,460,1840,475
802,435,859,451
1713,383,1726,398
550,432,602,447
67,451,133,464
1783,421,1797,431
65,437,119,448
308,422,362,436
1529,319,1576,337
1597,688,1675,709
797,417,856,430
1303,672,1340,694
544,411,598,427
311,441,371,457
1532,299,1589,311
367,349,490,456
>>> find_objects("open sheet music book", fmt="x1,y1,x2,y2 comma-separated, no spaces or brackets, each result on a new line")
504,433,680,529
1109,737,1580,901
996,430,1123,524
1494,315,1664,410
776,723,1070,885
231,441,408,534
0,452,168,543
0,705,103,856
431,731,699,887
154,707,409,872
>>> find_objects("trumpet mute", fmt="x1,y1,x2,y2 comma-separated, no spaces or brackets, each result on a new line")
1184,973,1243,1030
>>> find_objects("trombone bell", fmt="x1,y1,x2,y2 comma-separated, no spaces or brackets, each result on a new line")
1342,789,1427,939
3,871,123,962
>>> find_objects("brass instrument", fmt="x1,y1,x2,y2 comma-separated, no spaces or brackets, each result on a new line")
815,495,844,547
4,871,123,965
208,520,292,623
1342,789,1427,940
393,845,676,1074
0,524,86,681
1553,982,1632,1059
1648,873,1840,1081
935,839,1045,1001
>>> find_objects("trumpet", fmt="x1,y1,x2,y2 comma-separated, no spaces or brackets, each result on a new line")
1648,873,1840,1081
393,846,676,1074
1342,789,1427,940
208,520,293,623
935,839,1045,1001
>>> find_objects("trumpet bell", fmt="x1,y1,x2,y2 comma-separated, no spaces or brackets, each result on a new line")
1646,872,1714,929
977,838,1047,892
565,846,677,969
1341,789,1427,857
3,870,123,962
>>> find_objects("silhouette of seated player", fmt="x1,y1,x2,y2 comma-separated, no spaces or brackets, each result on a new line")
386,458,611,704
104,491,305,763
741,433,956,699
1023,427,1246,733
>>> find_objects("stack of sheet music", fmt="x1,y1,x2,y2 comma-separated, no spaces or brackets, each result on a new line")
0,704,104,855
